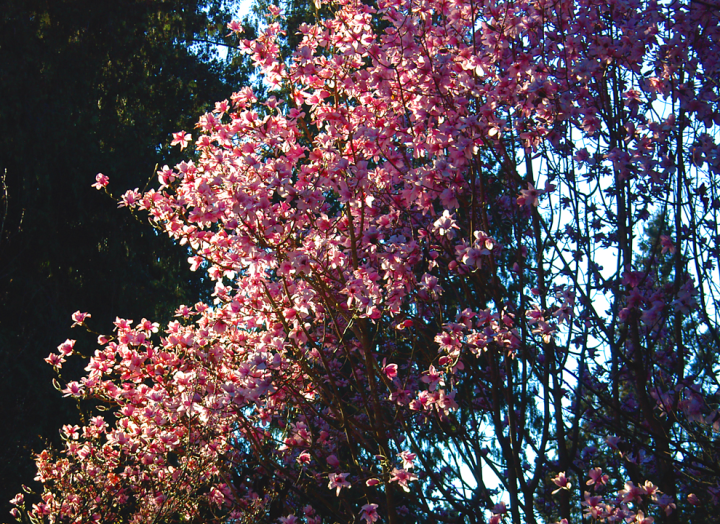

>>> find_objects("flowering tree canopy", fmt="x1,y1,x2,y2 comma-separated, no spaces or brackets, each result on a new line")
12,0,720,523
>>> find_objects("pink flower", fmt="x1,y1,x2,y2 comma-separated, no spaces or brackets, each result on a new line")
437,389,459,413
175,304,192,318
586,467,608,489
113,317,133,330
71,311,91,326
62,381,84,398
328,473,350,496
605,436,621,450
44,353,65,368
188,256,204,272
582,492,603,517
139,318,159,333
359,503,379,523
91,173,109,190
421,365,444,390
433,210,459,239
57,339,75,356
517,183,542,207
655,493,676,515
642,481,659,497
157,165,176,188
226,20,243,35
171,131,192,150
390,468,417,492
399,450,416,469
551,472,572,494
32,503,51,516
526,305,544,324
383,362,398,379
118,188,141,208
326,454,340,468
620,481,646,503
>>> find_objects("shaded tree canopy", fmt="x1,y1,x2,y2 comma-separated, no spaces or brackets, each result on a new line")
0,0,253,513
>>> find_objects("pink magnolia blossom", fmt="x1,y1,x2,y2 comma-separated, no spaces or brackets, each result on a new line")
359,503,379,523
56,339,75,357
656,493,677,516
382,361,398,379
226,20,243,35
91,173,109,190
620,482,647,504
170,131,192,150
552,472,572,494
433,210,459,239
327,473,350,496
44,353,65,368
586,468,609,489
71,311,91,326
398,451,416,469
61,381,84,398
326,454,340,469
390,468,417,492
517,183,542,207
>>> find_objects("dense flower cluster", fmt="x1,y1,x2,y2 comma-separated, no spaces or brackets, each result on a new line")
12,0,720,522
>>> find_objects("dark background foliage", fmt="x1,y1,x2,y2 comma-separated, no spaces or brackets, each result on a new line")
0,0,253,514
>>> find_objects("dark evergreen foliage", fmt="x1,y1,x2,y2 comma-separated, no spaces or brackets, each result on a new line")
0,0,251,513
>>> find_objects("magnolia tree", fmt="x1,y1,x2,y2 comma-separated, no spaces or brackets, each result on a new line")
12,0,720,522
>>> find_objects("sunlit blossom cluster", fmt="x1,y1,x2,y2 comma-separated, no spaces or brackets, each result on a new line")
12,0,720,522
